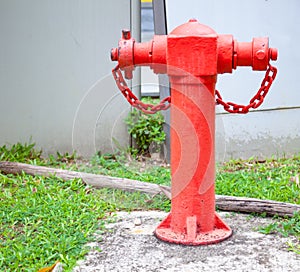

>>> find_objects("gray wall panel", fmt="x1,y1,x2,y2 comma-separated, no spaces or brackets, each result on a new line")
0,0,138,157
165,0,300,159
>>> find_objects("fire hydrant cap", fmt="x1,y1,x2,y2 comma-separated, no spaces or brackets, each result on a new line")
270,48,278,61
167,19,218,76
170,19,217,36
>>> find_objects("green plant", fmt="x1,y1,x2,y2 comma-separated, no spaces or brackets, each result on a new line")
259,212,300,254
0,142,42,163
287,240,300,254
259,212,300,237
125,97,166,156
47,151,78,171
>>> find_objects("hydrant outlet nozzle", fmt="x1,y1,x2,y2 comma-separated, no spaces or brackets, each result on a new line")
111,48,118,61
269,48,278,61
229,37,278,71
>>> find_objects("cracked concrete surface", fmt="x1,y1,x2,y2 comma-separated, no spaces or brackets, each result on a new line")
73,211,300,272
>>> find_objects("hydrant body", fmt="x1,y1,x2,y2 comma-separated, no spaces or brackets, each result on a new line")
154,20,232,245
111,19,277,245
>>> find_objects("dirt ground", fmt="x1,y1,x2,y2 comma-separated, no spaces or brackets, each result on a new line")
73,211,300,272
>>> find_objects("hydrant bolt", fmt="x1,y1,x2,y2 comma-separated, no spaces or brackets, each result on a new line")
256,50,266,60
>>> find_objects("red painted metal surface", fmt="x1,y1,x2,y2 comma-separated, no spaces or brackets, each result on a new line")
155,19,232,245
111,19,278,245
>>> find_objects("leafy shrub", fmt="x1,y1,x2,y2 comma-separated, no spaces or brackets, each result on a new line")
125,98,166,156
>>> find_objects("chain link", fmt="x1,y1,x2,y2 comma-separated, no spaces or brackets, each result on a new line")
215,63,277,114
112,65,171,114
112,63,277,115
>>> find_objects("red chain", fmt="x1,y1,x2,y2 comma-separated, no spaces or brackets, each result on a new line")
112,63,277,115
215,63,277,114
112,65,171,114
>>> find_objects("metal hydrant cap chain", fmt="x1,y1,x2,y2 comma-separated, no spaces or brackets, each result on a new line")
112,65,171,114
112,63,277,114
215,63,277,114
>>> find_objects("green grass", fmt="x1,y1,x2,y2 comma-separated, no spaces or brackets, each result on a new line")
0,142,42,163
0,173,115,271
83,152,170,184
0,143,116,271
0,143,170,271
216,157,300,203
77,153,171,211
216,156,300,253
0,143,299,271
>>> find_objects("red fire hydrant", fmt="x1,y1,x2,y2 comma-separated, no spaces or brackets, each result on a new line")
111,19,277,245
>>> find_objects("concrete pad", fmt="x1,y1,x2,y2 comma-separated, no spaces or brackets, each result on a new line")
73,211,300,272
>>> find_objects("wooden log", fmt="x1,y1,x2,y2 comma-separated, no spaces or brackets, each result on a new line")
0,161,166,196
1,161,299,217
215,195,300,217
157,186,300,217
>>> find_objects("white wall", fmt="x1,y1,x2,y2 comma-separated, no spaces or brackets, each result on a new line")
166,0,300,160
0,0,140,157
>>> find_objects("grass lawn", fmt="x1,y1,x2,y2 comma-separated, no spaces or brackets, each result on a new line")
0,143,299,271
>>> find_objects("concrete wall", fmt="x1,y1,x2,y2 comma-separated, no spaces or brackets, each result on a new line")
0,0,140,157
165,0,300,160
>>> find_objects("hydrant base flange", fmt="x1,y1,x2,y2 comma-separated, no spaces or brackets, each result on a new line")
154,212,232,245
